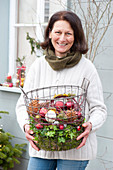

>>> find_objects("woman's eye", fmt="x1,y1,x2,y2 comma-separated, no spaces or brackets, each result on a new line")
66,32,72,35
55,31,61,34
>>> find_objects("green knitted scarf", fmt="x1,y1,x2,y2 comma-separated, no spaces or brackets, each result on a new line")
45,49,82,71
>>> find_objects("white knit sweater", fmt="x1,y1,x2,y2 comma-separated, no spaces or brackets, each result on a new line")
16,55,107,160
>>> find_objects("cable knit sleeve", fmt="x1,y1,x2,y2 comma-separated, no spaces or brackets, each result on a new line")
87,69,107,132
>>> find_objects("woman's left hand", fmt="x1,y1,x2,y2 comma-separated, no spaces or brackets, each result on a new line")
76,122,92,149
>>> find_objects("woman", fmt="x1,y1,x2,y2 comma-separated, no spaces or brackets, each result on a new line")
16,11,107,170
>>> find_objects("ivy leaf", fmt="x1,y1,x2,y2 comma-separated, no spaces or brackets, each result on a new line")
58,137,65,143
53,125,58,131
46,131,55,137
58,131,64,136
69,132,75,139
34,136,39,141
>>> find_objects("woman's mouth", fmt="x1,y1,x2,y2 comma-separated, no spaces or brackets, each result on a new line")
57,42,67,46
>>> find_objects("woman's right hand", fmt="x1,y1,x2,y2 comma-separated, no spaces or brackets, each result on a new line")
24,124,40,151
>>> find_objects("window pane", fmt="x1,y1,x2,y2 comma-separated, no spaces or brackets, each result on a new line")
18,0,37,24
44,0,49,22
17,27,37,68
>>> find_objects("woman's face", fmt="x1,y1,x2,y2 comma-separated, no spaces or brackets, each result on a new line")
49,20,74,57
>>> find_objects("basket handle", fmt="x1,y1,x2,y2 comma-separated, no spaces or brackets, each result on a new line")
19,85,28,99
81,78,90,91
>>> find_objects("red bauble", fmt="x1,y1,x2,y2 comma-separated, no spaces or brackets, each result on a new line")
65,100,74,109
59,124,64,130
39,108,48,117
8,83,13,87
77,126,81,131
77,111,82,119
55,101,64,110
36,123,43,129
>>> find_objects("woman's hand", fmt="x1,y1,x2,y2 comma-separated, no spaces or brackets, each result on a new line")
76,122,92,149
24,124,40,151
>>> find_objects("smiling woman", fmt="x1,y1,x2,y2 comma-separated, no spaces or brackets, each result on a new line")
16,10,107,170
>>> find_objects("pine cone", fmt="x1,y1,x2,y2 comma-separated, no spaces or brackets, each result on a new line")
27,99,39,115
66,109,77,121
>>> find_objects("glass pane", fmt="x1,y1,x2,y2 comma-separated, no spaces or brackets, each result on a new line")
45,8,49,15
18,0,37,24
44,16,49,22
17,27,38,68
44,0,49,22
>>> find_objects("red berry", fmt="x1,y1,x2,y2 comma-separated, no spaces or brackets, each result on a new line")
77,126,81,131
36,123,43,129
55,101,64,110
39,108,48,117
65,100,74,109
59,124,64,130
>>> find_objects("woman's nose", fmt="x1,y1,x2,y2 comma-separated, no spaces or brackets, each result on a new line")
59,34,66,41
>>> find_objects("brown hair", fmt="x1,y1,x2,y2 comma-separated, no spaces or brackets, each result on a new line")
40,11,88,54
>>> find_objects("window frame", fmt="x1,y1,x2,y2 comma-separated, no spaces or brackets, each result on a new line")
9,0,17,76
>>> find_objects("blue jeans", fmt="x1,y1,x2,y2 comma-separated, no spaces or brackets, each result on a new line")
27,157,89,170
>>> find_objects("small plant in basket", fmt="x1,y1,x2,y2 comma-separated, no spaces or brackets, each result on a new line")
24,85,88,151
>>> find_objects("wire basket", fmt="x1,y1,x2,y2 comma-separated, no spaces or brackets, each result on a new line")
23,78,89,151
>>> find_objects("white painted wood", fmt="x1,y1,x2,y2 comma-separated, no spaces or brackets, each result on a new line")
0,86,21,93
8,0,17,76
